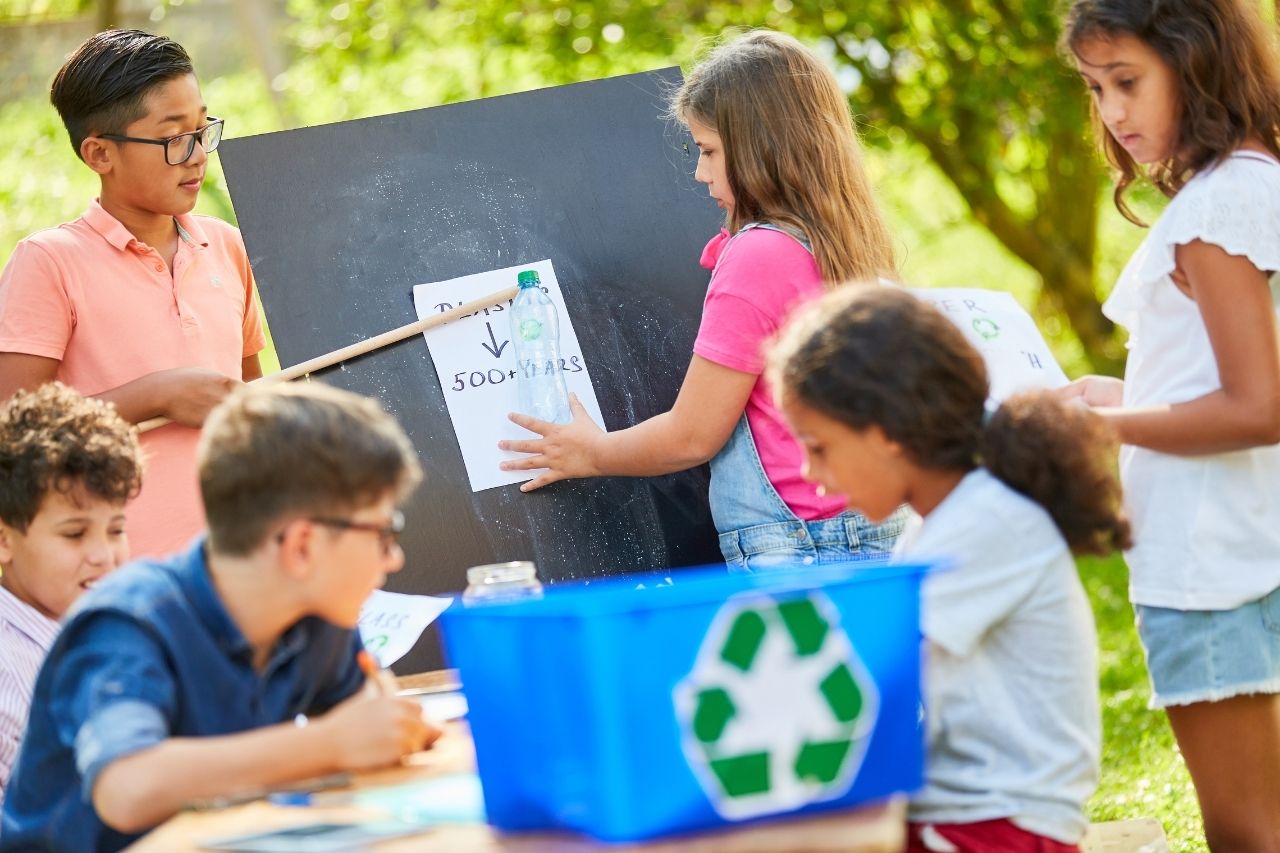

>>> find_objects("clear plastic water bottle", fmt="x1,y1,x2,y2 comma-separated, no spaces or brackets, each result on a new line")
510,270,572,424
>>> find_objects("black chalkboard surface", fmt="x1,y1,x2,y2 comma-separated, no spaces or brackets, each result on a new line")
219,68,726,673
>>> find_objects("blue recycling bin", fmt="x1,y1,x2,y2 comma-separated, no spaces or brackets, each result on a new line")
439,560,928,842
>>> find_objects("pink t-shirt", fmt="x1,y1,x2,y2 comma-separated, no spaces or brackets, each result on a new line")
693,227,845,521
0,201,266,558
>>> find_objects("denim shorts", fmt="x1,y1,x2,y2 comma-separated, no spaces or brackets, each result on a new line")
1135,585,1280,708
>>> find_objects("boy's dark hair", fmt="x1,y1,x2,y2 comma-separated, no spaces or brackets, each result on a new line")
50,28,194,159
1061,0,1280,224
199,383,423,557
768,284,1132,556
0,382,143,533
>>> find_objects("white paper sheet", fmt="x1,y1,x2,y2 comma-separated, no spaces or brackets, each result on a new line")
412,259,605,492
911,287,1070,402
357,588,453,668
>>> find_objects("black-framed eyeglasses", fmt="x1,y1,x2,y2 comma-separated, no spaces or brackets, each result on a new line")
307,510,405,556
97,117,224,166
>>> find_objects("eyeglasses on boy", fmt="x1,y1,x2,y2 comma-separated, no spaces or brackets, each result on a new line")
96,117,224,166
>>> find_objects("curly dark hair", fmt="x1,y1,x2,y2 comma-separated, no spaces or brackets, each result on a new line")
767,285,1131,556
1061,0,1280,224
0,382,143,532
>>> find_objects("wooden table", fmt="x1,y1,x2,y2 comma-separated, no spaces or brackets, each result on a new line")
131,672,906,852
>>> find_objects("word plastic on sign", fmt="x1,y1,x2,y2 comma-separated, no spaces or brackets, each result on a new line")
412,258,605,492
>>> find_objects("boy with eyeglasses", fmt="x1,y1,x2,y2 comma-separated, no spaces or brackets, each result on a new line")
0,29,266,559
1,383,439,851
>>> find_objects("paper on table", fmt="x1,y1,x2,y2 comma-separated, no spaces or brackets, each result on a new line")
357,589,453,668
200,820,428,851
352,774,486,824
412,259,605,492
911,287,1070,402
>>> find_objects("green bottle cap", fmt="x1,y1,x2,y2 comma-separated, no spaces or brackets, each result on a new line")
517,270,541,288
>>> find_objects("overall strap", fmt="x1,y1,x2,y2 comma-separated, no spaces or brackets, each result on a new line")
739,221,813,254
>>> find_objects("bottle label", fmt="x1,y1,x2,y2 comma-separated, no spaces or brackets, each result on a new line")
517,319,544,341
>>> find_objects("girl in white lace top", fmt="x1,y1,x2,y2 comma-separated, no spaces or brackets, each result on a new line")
1062,0,1280,846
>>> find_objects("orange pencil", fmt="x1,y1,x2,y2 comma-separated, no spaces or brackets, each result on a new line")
358,649,399,696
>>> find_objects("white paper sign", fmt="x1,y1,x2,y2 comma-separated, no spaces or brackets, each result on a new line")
412,259,605,492
357,589,453,668
911,287,1070,402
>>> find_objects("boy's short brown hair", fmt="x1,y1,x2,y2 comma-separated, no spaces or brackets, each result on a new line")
199,383,422,556
0,382,143,532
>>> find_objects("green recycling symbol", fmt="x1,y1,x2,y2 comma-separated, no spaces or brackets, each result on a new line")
972,317,1001,341
673,591,879,820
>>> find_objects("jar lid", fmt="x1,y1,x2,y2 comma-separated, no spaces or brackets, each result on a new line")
467,561,537,585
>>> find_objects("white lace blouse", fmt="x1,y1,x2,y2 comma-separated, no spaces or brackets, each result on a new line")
1104,151,1280,610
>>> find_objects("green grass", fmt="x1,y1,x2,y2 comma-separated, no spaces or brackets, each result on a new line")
1081,552,1204,848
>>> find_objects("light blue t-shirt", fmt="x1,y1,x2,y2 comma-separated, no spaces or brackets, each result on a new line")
896,468,1100,843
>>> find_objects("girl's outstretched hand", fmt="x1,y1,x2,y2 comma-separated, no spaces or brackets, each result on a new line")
1055,375,1124,408
499,393,605,491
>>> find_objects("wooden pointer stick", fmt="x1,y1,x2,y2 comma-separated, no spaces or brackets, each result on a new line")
136,284,520,434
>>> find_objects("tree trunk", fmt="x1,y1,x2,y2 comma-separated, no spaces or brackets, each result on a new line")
912,119,1125,376
821,13,1122,374
1031,122,1128,377
96,0,120,31
230,0,296,129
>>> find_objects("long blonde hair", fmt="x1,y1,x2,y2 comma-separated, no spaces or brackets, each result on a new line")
671,30,896,286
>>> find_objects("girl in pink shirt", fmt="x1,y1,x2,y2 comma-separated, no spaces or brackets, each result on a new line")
501,30,907,568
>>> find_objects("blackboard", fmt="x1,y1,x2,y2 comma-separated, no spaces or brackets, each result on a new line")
220,68,726,673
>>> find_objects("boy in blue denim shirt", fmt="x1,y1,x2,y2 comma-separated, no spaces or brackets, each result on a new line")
1,383,438,851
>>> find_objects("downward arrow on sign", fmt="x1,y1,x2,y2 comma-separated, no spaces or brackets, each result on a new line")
482,321,509,358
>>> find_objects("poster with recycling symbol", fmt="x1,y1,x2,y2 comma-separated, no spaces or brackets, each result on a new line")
911,287,1070,402
673,591,879,821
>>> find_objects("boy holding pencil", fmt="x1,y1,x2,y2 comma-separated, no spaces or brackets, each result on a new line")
0,383,438,852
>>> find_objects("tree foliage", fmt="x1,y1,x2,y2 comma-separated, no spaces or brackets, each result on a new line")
286,0,1125,370
3,0,1133,369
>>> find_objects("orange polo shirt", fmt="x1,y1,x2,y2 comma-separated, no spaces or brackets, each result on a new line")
0,200,265,559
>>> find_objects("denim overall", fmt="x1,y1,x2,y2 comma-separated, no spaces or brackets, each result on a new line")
707,223,908,571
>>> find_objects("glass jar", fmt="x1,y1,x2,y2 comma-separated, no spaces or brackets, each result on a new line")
462,561,544,605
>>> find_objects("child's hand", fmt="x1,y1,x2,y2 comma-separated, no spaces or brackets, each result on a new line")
1055,375,1124,408
154,368,239,426
317,693,441,771
499,393,605,491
